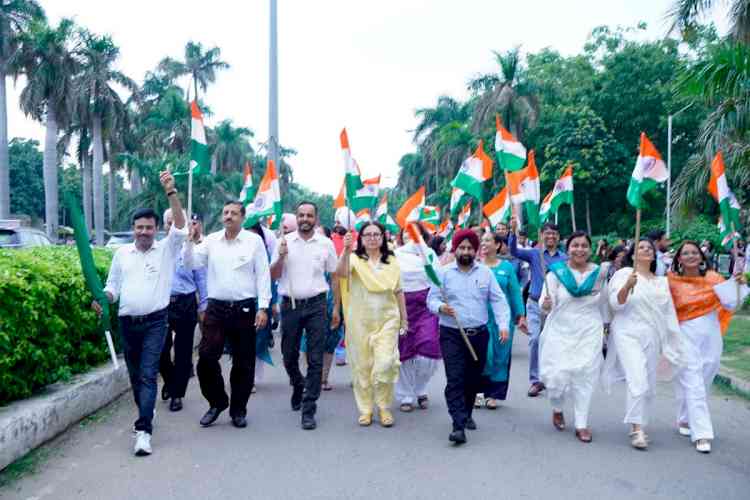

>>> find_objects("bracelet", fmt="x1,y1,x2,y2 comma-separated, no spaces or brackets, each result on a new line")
167,190,178,197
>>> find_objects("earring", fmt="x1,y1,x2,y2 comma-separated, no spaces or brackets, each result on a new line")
699,261,707,272
678,263,684,274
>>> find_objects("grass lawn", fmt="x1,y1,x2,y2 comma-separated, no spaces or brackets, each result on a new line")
723,316,750,383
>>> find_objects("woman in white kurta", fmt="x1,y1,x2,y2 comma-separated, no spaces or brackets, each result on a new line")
540,232,608,443
605,238,683,450
668,240,746,454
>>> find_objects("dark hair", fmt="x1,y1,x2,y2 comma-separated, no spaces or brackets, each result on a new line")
430,235,445,257
355,221,394,264
296,200,318,215
224,200,246,216
607,244,626,262
646,229,666,242
322,226,332,239
565,230,591,252
542,222,560,233
518,229,528,237
671,240,708,276
398,221,431,246
132,207,159,226
246,222,269,256
623,237,657,273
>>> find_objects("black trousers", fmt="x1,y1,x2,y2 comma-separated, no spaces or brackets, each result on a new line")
159,292,198,399
197,299,256,418
439,325,489,431
280,293,327,415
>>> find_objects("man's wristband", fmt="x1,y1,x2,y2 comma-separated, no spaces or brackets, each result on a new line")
167,190,178,197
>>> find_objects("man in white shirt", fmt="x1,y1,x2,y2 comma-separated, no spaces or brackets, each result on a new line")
647,229,672,276
271,201,339,430
94,171,187,456
184,201,271,429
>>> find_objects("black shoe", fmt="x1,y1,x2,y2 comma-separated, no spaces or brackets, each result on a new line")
231,415,247,428
301,414,317,430
291,385,304,411
169,397,183,412
161,385,170,401
466,418,477,430
449,429,467,444
200,406,226,427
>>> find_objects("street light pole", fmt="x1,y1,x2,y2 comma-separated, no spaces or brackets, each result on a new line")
666,102,693,238
269,0,279,170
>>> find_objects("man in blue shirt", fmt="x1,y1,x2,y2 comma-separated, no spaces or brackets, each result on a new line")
428,229,510,445
509,217,566,397
159,210,208,412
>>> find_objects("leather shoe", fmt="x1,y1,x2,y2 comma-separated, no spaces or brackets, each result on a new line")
466,418,477,430
161,385,170,401
200,406,226,427
169,397,183,412
291,385,304,411
301,414,316,430
527,382,545,397
449,429,467,444
553,411,565,431
575,428,592,443
231,415,247,428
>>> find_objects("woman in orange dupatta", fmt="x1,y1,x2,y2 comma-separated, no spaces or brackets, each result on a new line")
668,241,746,454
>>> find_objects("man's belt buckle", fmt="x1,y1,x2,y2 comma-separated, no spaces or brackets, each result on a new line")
464,327,480,336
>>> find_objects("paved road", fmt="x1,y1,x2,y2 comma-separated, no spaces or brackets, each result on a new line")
2,334,749,500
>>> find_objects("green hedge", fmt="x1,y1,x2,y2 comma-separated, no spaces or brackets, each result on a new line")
0,246,118,406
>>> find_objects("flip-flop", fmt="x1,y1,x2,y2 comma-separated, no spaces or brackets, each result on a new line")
417,396,429,409
485,398,498,410
399,403,414,412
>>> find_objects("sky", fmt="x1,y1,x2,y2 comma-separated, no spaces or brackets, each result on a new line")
6,0,725,196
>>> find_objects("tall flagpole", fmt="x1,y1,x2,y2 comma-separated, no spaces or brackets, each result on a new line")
269,0,280,170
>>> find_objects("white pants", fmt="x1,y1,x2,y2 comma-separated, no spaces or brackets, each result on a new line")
675,314,723,441
550,377,596,429
614,332,658,426
395,356,439,404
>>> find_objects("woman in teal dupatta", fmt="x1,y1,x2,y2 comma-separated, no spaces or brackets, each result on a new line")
477,233,527,409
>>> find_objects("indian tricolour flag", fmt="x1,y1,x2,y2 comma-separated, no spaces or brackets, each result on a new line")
351,175,380,212
708,151,742,237
520,150,541,233
450,186,470,218
334,181,346,209
244,160,282,229
438,217,454,240
419,205,440,231
539,165,574,224
353,209,371,231
375,193,400,234
627,132,667,209
396,186,425,228
451,140,492,202
406,222,441,287
239,161,255,206
340,128,363,199
495,115,526,172
483,187,511,229
190,101,210,175
719,217,740,249
456,200,472,228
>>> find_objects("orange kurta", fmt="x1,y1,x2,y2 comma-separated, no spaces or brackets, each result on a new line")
667,271,733,335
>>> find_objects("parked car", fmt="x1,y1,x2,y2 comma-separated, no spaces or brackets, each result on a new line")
105,231,166,250
0,220,52,248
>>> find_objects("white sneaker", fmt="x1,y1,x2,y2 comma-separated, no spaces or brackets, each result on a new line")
678,424,691,437
134,431,152,456
695,439,711,454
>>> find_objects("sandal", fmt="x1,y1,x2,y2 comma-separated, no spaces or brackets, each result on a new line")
399,403,414,412
358,413,372,426
629,430,648,450
417,396,429,409
379,408,394,427
485,398,498,410
474,394,484,408
322,381,332,391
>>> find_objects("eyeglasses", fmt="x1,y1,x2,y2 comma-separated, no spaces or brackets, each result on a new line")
362,233,382,239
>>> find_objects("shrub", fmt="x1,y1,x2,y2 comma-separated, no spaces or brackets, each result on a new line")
0,246,118,406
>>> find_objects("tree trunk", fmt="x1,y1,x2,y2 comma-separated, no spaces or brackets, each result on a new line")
0,69,9,218
130,163,142,196
211,154,217,175
82,153,93,232
585,193,592,235
92,114,105,245
43,107,59,242
108,168,116,230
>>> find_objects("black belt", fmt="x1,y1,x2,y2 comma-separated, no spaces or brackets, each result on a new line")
170,292,195,303
208,298,256,309
282,293,325,307
444,325,487,337
121,308,167,324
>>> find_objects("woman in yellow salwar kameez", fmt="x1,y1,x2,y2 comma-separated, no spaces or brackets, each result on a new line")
337,221,408,427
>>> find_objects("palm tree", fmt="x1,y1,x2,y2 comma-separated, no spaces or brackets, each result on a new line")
75,30,137,244
16,18,78,241
212,119,253,174
0,0,45,218
158,41,229,101
668,0,750,43
469,47,539,140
